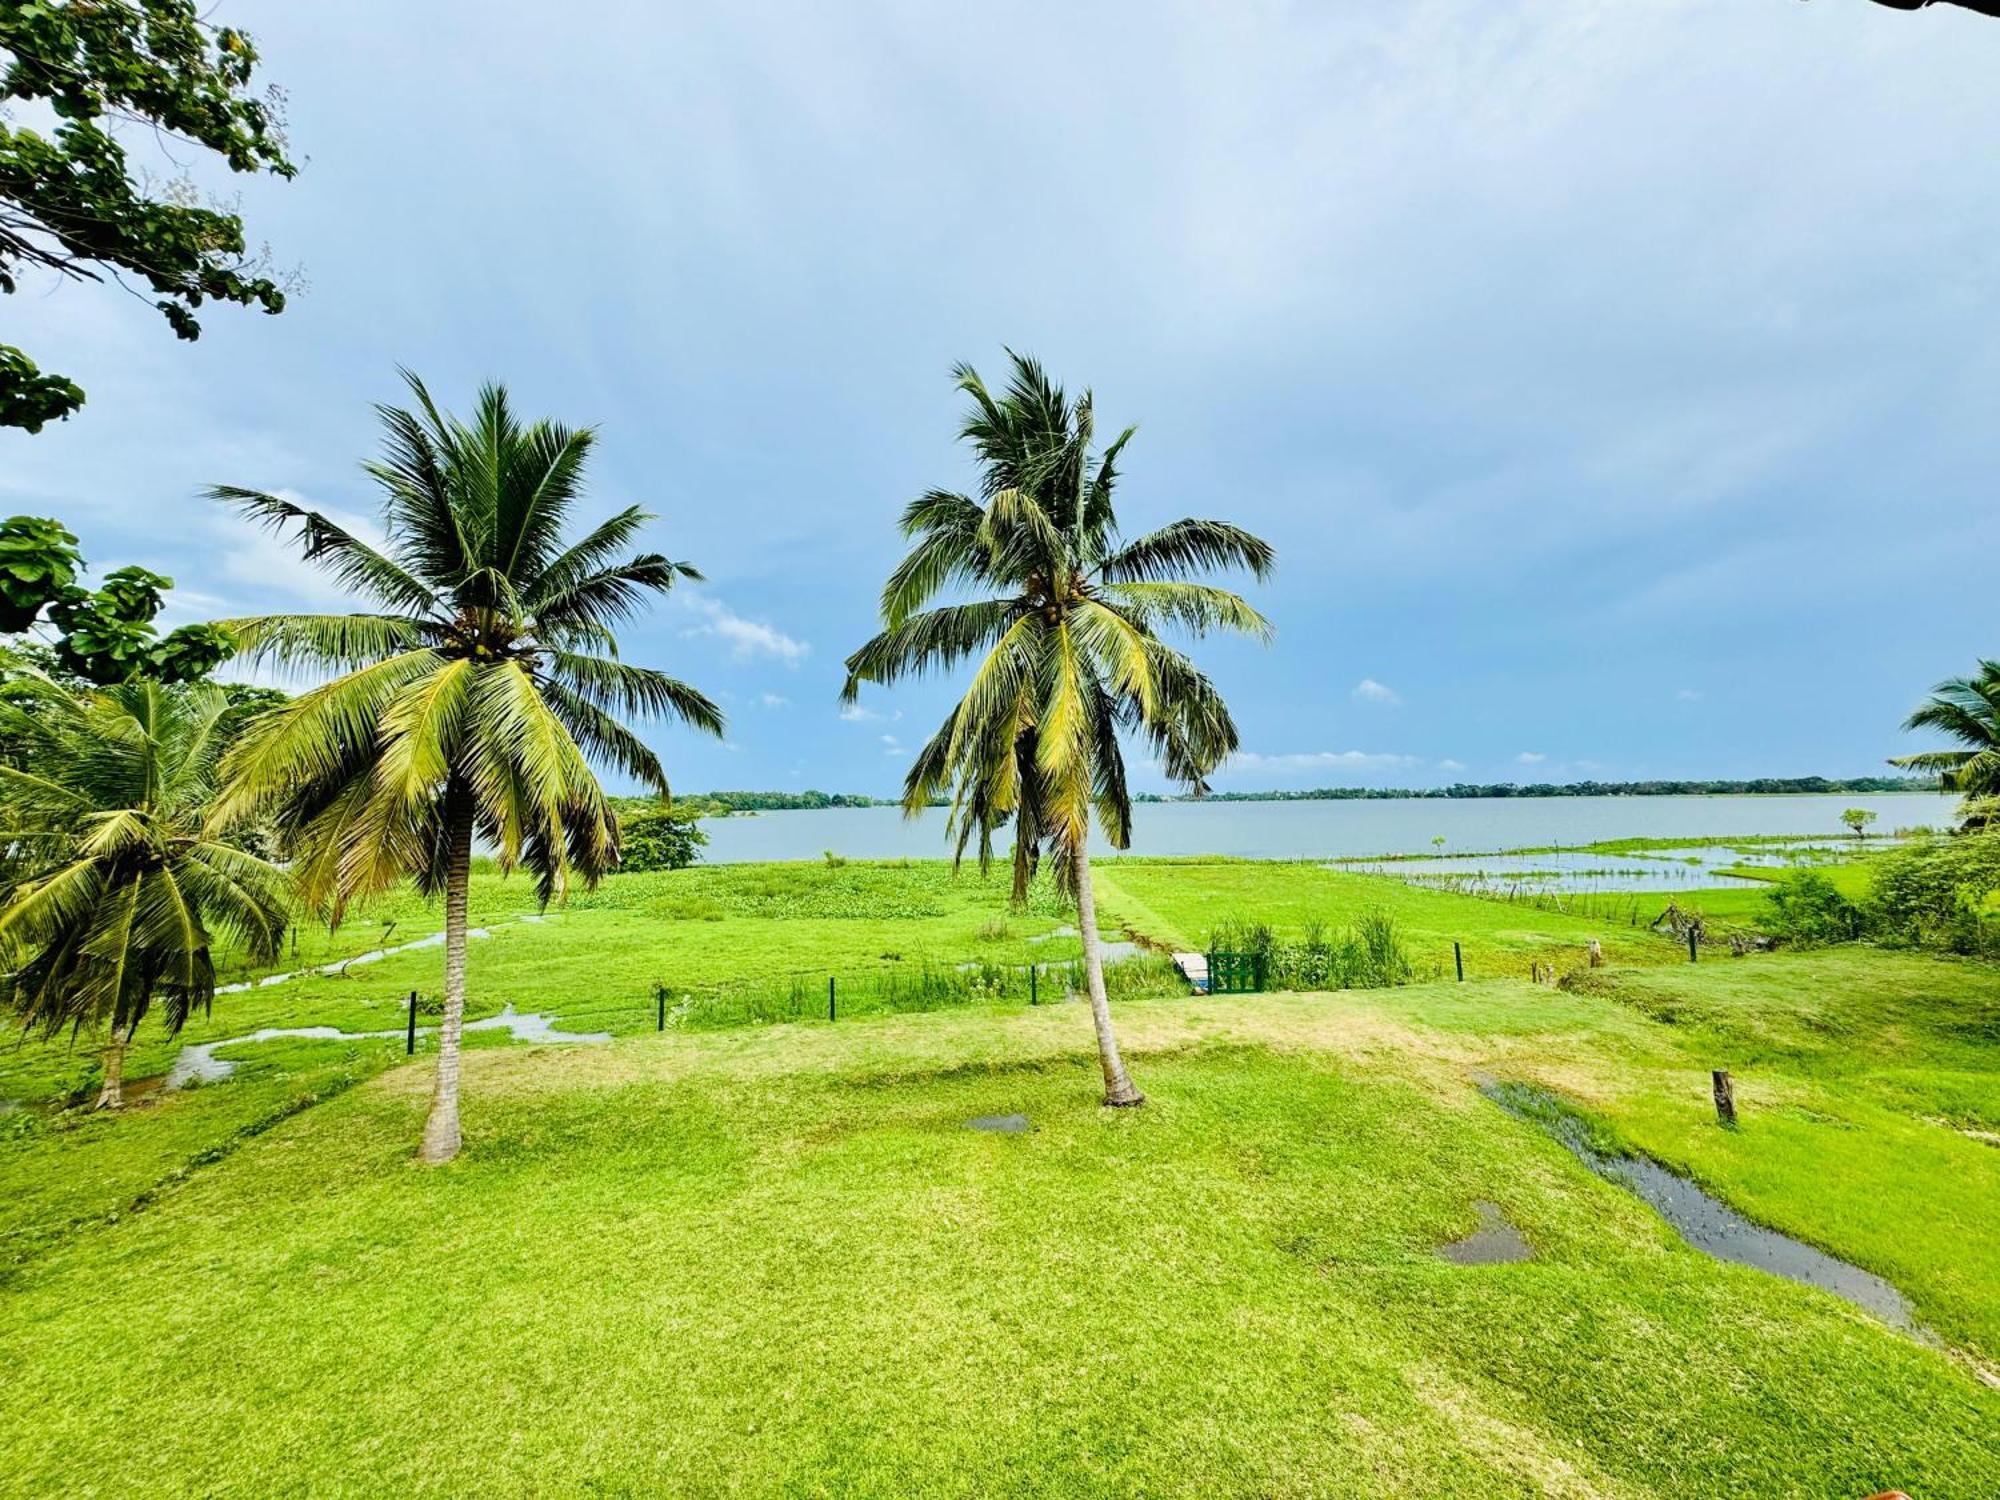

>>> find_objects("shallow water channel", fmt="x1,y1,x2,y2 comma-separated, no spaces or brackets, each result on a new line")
164,1004,610,1089
1480,1081,1923,1335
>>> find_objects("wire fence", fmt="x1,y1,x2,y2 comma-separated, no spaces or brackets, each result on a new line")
647,953,1186,1032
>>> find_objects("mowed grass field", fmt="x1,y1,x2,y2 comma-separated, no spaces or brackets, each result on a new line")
1,858,1997,1495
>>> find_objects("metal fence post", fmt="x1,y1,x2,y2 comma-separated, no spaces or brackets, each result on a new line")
828,975,836,1022
1454,941,1464,982
406,990,417,1055
1030,966,1038,1006
656,983,665,1031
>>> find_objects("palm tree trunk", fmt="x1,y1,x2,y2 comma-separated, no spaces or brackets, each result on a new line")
419,784,473,1164
1073,841,1143,1107
94,1020,131,1110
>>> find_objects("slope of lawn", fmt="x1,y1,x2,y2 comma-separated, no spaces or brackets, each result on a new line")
0,861,1091,1107
1,942,1996,1496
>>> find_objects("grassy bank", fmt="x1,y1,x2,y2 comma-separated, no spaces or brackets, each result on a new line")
1,956,1995,1496
2,855,1995,1495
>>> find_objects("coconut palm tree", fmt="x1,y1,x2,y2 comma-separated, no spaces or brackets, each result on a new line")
208,373,723,1162
1891,659,2000,830
843,353,1272,1106
0,678,290,1107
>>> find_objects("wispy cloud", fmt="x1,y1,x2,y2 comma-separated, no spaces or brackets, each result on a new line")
1351,678,1401,705
1438,758,1466,772
681,593,809,664
1516,751,1547,765
760,692,790,708
1228,750,1421,776
839,703,879,722
1677,688,1702,702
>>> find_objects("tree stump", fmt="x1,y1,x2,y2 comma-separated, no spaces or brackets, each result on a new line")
1712,1069,1737,1126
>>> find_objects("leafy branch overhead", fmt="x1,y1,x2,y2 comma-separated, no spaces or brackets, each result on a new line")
0,1,297,431
0,516,234,685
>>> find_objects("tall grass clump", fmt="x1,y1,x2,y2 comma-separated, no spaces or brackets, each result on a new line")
1207,909,1413,991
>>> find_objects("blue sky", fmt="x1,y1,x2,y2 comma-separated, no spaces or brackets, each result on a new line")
5,1,1998,796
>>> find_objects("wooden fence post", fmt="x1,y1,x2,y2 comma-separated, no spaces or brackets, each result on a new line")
1712,1069,1737,1126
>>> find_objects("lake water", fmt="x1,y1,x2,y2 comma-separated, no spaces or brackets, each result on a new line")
698,793,1953,864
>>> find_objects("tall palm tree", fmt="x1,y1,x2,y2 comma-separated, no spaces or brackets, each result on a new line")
0,678,290,1108
208,373,723,1162
1891,659,2000,830
844,354,1272,1106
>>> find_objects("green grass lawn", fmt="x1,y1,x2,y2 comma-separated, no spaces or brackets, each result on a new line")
2,858,1996,1495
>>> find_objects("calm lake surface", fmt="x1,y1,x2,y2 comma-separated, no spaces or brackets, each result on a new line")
699,794,1954,864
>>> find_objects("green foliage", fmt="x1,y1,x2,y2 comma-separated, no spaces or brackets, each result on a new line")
1891,660,2000,830
34,564,234,685
0,515,81,630
0,1,297,430
1841,807,1878,838
0,678,291,1042
843,351,1272,900
616,805,708,872
1761,870,1864,948
209,371,723,915
1209,909,1416,990
1865,834,2000,955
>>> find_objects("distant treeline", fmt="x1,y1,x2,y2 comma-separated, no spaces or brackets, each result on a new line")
631,776,1941,817
1136,776,1940,803
663,790,895,815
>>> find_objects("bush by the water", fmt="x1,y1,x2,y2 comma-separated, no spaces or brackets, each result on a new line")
1866,834,2000,955
617,806,709,871
1761,834,2000,956
1208,910,1414,990
1762,870,1864,948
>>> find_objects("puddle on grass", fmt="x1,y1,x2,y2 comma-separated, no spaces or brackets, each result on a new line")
164,1005,610,1089
967,1113,1033,1133
1438,1201,1533,1265
1481,1081,1923,1335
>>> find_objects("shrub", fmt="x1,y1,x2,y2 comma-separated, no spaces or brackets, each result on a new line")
618,807,709,872
1866,834,2000,955
1762,870,1863,948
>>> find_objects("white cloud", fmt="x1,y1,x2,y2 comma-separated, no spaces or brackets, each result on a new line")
1351,677,1401,705
839,703,880,722
761,692,790,708
209,491,391,613
1438,758,1466,772
880,732,905,757
1516,751,1547,765
681,593,809,664
1227,750,1420,776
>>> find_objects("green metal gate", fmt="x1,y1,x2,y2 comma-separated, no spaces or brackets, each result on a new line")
1206,950,1267,995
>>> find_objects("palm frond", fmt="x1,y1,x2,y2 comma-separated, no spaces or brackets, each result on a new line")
206,486,443,616
843,600,1021,700
218,614,440,675
1098,518,1275,585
